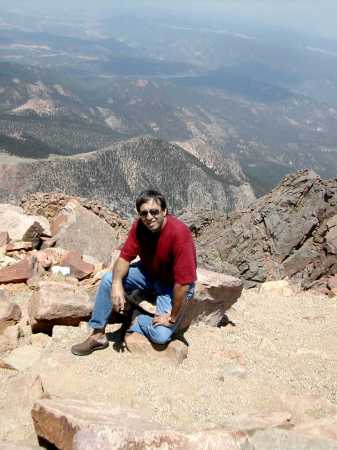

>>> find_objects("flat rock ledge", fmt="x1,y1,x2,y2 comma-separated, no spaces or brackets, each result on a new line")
31,397,337,450
31,398,258,450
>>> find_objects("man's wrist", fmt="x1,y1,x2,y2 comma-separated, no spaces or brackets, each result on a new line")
169,316,176,324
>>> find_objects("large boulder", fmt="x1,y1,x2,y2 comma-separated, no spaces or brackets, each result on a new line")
0,204,51,242
28,280,93,333
50,200,124,263
32,398,252,450
181,267,243,328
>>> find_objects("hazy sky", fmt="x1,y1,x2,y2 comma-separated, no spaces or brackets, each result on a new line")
1,0,337,40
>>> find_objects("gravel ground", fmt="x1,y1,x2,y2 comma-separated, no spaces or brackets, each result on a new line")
1,287,337,446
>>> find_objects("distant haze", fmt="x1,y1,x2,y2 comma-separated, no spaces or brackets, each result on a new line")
1,0,337,40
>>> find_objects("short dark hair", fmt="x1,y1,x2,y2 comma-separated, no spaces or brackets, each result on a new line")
136,190,167,212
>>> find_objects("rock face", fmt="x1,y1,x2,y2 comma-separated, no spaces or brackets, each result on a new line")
28,281,93,333
194,169,337,291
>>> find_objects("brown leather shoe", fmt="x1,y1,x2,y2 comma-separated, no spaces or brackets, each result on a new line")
71,336,109,356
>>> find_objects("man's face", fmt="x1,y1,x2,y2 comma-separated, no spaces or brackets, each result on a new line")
138,199,167,233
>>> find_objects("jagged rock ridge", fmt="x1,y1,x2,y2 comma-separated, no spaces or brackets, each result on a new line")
190,169,337,292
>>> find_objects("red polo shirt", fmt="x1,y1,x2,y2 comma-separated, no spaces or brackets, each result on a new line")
120,215,197,286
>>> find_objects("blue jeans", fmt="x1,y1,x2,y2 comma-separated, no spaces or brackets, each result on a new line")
89,263,194,345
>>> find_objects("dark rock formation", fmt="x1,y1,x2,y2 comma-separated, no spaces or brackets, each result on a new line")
191,169,337,292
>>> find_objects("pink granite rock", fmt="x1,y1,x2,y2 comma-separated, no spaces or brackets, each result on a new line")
180,267,243,328
0,257,38,284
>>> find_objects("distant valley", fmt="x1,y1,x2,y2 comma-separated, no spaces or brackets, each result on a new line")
1,10,337,201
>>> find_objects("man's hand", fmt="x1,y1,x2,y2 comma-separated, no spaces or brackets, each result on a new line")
111,281,125,313
153,313,173,328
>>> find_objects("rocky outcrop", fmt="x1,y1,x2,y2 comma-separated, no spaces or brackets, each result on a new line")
193,169,337,292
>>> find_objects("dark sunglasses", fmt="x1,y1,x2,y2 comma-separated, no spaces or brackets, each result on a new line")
139,208,161,218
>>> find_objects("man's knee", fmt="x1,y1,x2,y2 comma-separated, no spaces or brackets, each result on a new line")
149,325,172,345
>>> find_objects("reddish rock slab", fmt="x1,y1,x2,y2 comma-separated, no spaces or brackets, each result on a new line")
60,251,94,280
0,257,38,284
0,231,10,247
124,332,188,365
32,398,251,450
28,281,92,333
0,300,21,334
180,267,243,329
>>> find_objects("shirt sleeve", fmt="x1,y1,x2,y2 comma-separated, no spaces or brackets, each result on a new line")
172,226,197,285
119,221,139,262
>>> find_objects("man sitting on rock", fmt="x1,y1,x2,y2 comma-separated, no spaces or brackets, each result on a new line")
71,190,197,356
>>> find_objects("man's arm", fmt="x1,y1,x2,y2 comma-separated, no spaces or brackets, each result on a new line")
153,283,189,327
111,257,130,313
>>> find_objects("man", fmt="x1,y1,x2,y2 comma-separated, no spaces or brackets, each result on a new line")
71,190,197,356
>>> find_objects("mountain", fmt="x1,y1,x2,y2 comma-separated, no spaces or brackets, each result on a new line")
0,136,255,215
